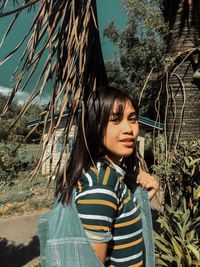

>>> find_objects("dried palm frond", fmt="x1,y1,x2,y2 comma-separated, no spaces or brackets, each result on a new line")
0,0,39,18
0,0,107,178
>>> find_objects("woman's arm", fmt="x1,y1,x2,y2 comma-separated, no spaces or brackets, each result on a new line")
91,242,108,264
136,169,159,200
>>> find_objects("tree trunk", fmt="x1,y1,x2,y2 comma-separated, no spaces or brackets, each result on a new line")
166,0,200,148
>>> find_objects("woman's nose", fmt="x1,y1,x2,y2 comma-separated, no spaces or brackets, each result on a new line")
121,120,133,133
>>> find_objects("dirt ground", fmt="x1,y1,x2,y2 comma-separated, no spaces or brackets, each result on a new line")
0,211,45,267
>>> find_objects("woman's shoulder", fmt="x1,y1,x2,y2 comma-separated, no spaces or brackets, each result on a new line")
78,161,120,192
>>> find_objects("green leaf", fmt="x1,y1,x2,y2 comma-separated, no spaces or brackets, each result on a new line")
184,156,190,167
187,244,200,261
161,254,176,262
155,258,169,266
157,216,173,234
186,230,195,241
191,164,196,176
188,157,200,167
164,204,175,214
154,232,172,249
185,248,192,266
171,237,183,258
194,185,200,199
155,240,172,254
177,262,183,267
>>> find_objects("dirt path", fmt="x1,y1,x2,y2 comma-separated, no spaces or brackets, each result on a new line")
0,211,45,267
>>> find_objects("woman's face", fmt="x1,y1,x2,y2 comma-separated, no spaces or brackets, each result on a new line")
103,99,139,165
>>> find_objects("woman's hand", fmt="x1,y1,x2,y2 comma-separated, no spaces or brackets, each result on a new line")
136,169,159,200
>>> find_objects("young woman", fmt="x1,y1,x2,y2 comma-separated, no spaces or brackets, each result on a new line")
38,86,158,267
55,86,158,266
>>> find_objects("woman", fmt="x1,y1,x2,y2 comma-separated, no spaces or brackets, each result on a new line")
38,86,158,267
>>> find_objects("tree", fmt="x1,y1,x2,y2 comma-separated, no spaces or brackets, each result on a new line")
0,93,42,142
163,0,200,150
0,93,21,119
149,0,200,208
103,0,168,118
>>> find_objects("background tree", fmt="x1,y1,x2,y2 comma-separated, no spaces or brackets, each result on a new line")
0,93,42,142
163,0,200,151
104,0,168,119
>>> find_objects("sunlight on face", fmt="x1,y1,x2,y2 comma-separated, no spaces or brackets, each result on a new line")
103,99,139,164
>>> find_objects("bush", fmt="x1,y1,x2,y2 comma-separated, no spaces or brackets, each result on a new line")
155,188,200,266
0,141,35,183
152,137,200,208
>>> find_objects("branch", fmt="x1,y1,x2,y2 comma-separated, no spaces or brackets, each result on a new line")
0,0,40,18
138,67,154,106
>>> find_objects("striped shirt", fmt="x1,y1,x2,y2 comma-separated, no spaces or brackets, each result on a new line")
75,161,144,267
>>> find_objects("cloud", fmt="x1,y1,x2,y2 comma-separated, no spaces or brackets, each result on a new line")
0,85,50,105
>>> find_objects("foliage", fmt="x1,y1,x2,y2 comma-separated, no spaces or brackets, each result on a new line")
105,60,129,90
29,260,41,267
0,203,24,217
0,118,28,142
0,93,21,119
152,134,174,186
152,137,200,207
143,132,154,167
155,190,200,266
0,189,33,204
0,173,54,217
104,0,168,118
173,140,200,194
0,93,43,143
0,142,35,183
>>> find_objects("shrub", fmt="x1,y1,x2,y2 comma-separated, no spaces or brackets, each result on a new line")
0,141,35,183
152,137,200,207
0,141,22,182
155,187,200,266
3,204,24,216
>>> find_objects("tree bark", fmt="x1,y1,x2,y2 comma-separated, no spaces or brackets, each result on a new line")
166,0,200,148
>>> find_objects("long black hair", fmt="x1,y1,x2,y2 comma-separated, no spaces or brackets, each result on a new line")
56,86,139,203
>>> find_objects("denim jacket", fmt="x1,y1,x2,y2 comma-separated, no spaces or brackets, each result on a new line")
38,187,155,267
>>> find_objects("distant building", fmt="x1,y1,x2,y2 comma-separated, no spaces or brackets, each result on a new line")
26,112,164,175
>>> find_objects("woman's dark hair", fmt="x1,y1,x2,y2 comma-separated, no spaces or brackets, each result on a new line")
56,86,139,203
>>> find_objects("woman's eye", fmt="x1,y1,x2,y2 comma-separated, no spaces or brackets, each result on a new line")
110,117,120,122
129,117,137,122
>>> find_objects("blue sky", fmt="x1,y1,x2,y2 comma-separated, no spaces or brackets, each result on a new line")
96,0,127,60
0,1,127,104
0,1,52,104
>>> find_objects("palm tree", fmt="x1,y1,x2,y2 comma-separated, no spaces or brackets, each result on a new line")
0,0,107,177
164,0,200,151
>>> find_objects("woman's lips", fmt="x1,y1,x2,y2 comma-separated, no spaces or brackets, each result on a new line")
120,139,134,146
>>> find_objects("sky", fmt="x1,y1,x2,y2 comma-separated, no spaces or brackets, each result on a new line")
0,0,127,105
96,0,127,60
0,1,52,105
